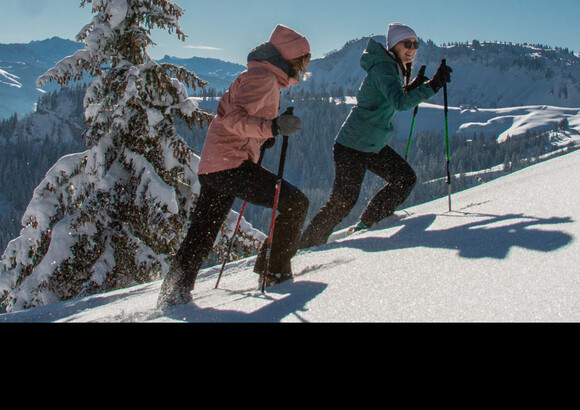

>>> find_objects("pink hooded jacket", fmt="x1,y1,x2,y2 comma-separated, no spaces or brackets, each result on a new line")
197,25,310,175
197,61,295,175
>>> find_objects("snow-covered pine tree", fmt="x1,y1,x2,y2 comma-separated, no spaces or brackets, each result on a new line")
0,0,264,312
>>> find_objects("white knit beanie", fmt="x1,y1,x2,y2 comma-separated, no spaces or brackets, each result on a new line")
386,23,417,50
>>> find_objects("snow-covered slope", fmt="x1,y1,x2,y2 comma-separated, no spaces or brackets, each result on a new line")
0,68,21,88
392,102,580,144
2,149,578,322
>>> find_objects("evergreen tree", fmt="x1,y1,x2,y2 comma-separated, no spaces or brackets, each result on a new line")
0,0,262,312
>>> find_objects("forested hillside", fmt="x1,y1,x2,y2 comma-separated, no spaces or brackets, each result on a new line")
0,86,87,251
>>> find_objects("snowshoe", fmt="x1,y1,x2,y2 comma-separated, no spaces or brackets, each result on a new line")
157,263,194,308
258,271,293,288
346,221,368,235
156,287,193,308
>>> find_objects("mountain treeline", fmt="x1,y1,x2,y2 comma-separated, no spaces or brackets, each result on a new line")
0,88,87,253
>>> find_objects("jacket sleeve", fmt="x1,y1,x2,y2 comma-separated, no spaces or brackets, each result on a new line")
372,62,435,112
218,73,279,140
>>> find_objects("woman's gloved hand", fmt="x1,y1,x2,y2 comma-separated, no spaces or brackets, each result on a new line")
429,61,453,93
272,111,301,136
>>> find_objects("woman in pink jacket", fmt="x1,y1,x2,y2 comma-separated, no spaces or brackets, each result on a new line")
158,25,311,307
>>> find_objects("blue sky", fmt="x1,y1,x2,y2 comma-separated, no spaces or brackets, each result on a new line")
1,0,579,65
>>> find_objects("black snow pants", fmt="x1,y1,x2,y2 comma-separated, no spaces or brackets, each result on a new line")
164,160,309,293
299,142,416,248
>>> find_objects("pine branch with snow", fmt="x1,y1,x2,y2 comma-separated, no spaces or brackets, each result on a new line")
0,0,263,312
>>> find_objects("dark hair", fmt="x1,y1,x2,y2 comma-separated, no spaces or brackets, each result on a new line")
405,62,413,85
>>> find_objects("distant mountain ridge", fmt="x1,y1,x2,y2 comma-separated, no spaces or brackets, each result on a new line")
0,37,83,66
2,35,580,119
0,37,84,119
158,55,244,92
0,37,246,119
304,35,580,109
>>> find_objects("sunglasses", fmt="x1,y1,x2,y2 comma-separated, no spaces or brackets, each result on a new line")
403,40,420,50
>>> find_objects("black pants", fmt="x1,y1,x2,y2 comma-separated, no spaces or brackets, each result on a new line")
299,142,416,248
164,160,309,292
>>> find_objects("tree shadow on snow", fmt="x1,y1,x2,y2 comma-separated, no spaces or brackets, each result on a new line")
329,212,574,259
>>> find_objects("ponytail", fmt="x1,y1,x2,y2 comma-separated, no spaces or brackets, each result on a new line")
405,62,413,86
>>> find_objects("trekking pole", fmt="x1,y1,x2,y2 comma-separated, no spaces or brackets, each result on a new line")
442,59,452,212
215,144,268,289
405,65,427,161
260,107,293,293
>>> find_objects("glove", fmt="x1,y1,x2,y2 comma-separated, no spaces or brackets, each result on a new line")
272,112,301,136
405,65,428,92
429,61,453,93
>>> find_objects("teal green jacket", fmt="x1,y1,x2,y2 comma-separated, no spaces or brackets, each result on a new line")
335,38,435,153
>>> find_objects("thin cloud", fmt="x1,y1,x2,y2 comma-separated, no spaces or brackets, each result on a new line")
185,45,223,51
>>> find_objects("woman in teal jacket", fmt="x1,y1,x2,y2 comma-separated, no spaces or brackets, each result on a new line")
299,23,452,248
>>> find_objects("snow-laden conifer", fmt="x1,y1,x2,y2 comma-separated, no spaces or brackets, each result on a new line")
0,0,264,312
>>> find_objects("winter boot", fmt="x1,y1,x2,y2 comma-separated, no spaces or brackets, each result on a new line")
258,271,293,288
253,245,267,276
253,245,292,275
157,287,193,309
254,246,293,288
157,264,194,308
346,220,368,235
